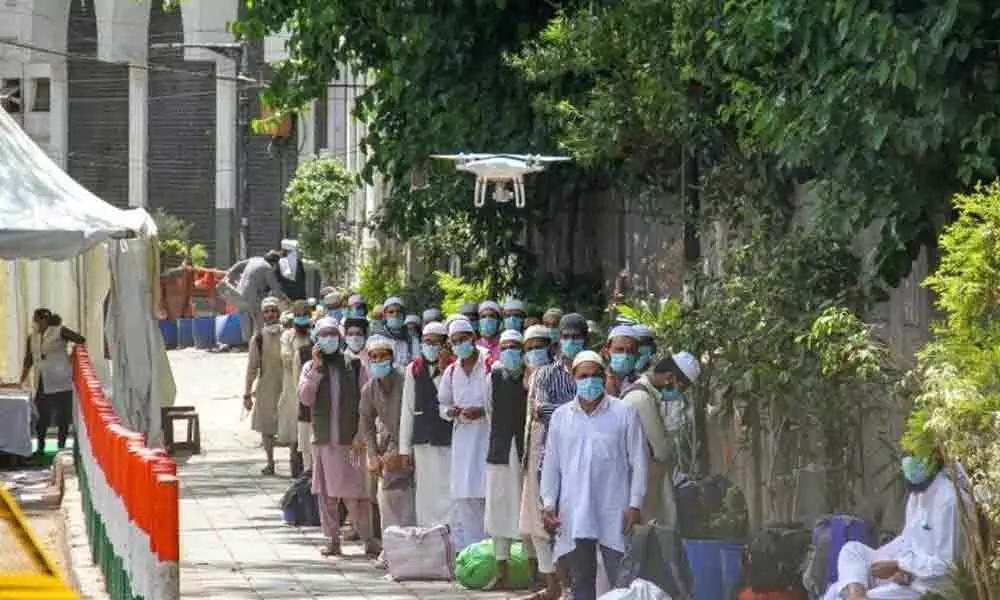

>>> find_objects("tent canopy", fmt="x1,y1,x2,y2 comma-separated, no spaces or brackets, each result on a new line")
0,107,153,260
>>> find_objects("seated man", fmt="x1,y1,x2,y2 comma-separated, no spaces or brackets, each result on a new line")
825,451,965,600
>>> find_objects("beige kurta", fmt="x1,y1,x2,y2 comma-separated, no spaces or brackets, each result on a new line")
278,329,311,444
246,326,284,435
622,376,677,528
519,370,548,539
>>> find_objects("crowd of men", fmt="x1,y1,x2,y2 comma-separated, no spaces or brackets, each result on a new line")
240,279,701,600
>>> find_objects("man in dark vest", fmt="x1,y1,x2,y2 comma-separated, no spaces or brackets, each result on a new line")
278,239,308,301
484,330,529,590
398,320,454,527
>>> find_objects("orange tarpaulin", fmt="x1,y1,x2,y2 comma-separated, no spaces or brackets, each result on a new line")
159,267,233,319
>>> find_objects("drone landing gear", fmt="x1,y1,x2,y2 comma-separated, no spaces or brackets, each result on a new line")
474,178,526,208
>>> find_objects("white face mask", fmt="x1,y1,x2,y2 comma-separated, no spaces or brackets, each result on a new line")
345,335,366,353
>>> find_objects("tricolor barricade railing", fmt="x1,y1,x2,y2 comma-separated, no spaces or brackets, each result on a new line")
71,346,179,600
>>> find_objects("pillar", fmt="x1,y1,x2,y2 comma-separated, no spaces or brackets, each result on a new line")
128,64,147,208
215,58,237,267
297,99,316,159
48,60,68,169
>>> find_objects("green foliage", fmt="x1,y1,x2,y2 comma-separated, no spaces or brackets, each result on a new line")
152,208,207,269
435,270,488,317
283,157,357,282
520,271,608,321
356,248,405,311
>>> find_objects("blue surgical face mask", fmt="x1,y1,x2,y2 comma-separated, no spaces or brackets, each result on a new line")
501,348,524,371
548,328,560,343
661,385,683,403
901,456,936,485
479,316,499,337
421,343,441,362
576,376,605,401
387,316,405,330
370,360,394,379
636,345,655,371
293,315,311,327
526,348,551,368
504,316,524,331
317,335,340,354
326,308,343,322
610,352,637,375
349,307,366,319
454,340,476,359
345,335,366,353
560,338,584,359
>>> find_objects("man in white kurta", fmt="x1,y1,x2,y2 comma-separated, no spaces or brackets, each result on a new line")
399,321,455,527
541,351,648,600
824,456,965,600
438,317,492,551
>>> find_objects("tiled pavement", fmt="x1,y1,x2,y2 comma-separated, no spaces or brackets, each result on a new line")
171,348,514,600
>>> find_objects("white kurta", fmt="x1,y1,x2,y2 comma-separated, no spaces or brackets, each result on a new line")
399,364,454,527
824,469,964,600
540,395,648,561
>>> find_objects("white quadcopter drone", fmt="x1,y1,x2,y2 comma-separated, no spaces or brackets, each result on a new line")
429,153,571,208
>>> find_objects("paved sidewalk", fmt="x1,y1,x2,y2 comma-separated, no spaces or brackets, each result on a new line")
171,349,513,600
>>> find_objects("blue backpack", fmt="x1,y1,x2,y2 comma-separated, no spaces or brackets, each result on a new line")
802,515,875,597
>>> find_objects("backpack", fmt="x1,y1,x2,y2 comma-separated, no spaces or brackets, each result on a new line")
674,473,749,540
742,524,812,593
802,515,875,597
280,473,320,526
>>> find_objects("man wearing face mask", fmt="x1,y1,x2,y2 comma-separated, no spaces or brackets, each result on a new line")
621,352,701,528
279,301,314,476
346,294,367,319
342,317,371,369
632,325,656,373
823,450,965,600
297,317,377,557
502,298,526,333
244,297,286,475
519,325,562,600
542,308,564,346
322,291,347,323
603,325,641,397
358,337,417,532
477,300,503,361
459,302,480,334
381,297,413,366
540,351,648,600
484,330,529,590
422,307,443,325
399,321,455,527
404,314,423,360
438,317,492,551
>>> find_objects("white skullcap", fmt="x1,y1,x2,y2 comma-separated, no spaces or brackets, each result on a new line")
448,317,475,336
261,296,280,310
607,324,639,341
405,314,421,325
479,300,501,314
633,325,654,339
503,298,525,311
672,351,702,383
422,321,448,337
280,239,298,251
500,330,524,344
348,294,365,305
323,293,340,305
524,324,551,342
444,314,470,327
383,296,405,309
313,316,340,335
572,350,606,371
366,335,394,353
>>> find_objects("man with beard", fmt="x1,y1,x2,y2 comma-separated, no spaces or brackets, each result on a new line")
279,300,314,476
244,297,285,475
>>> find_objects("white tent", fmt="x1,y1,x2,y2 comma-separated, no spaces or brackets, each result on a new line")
0,106,174,438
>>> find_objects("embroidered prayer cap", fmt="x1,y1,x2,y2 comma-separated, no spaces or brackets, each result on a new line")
503,298,525,312
572,350,606,372
423,321,448,337
559,312,589,335
500,330,524,345
348,294,365,306
422,308,443,323
383,296,405,309
261,296,281,310
405,314,422,326
313,316,341,337
366,335,394,353
478,300,501,314
524,324,551,342
448,317,476,336
607,324,639,341
672,351,702,384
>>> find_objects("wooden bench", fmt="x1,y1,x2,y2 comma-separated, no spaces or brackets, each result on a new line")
161,406,201,455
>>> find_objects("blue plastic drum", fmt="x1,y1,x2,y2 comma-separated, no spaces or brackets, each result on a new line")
193,316,217,349
158,319,178,349
215,313,244,346
684,539,744,600
177,317,194,348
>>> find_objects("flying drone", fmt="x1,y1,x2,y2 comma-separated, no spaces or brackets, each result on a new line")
429,153,571,208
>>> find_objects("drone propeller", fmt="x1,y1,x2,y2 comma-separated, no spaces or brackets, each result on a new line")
429,153,496,161
493,154,572,163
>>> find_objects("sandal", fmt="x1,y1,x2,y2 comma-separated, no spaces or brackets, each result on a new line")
320,541,342,557
261,464,276,476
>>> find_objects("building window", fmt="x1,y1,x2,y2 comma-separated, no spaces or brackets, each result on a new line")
31,78,50,112
0,79,21,113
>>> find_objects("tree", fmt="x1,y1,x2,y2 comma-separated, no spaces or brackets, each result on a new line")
152,208,207,270
283,157,356,281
